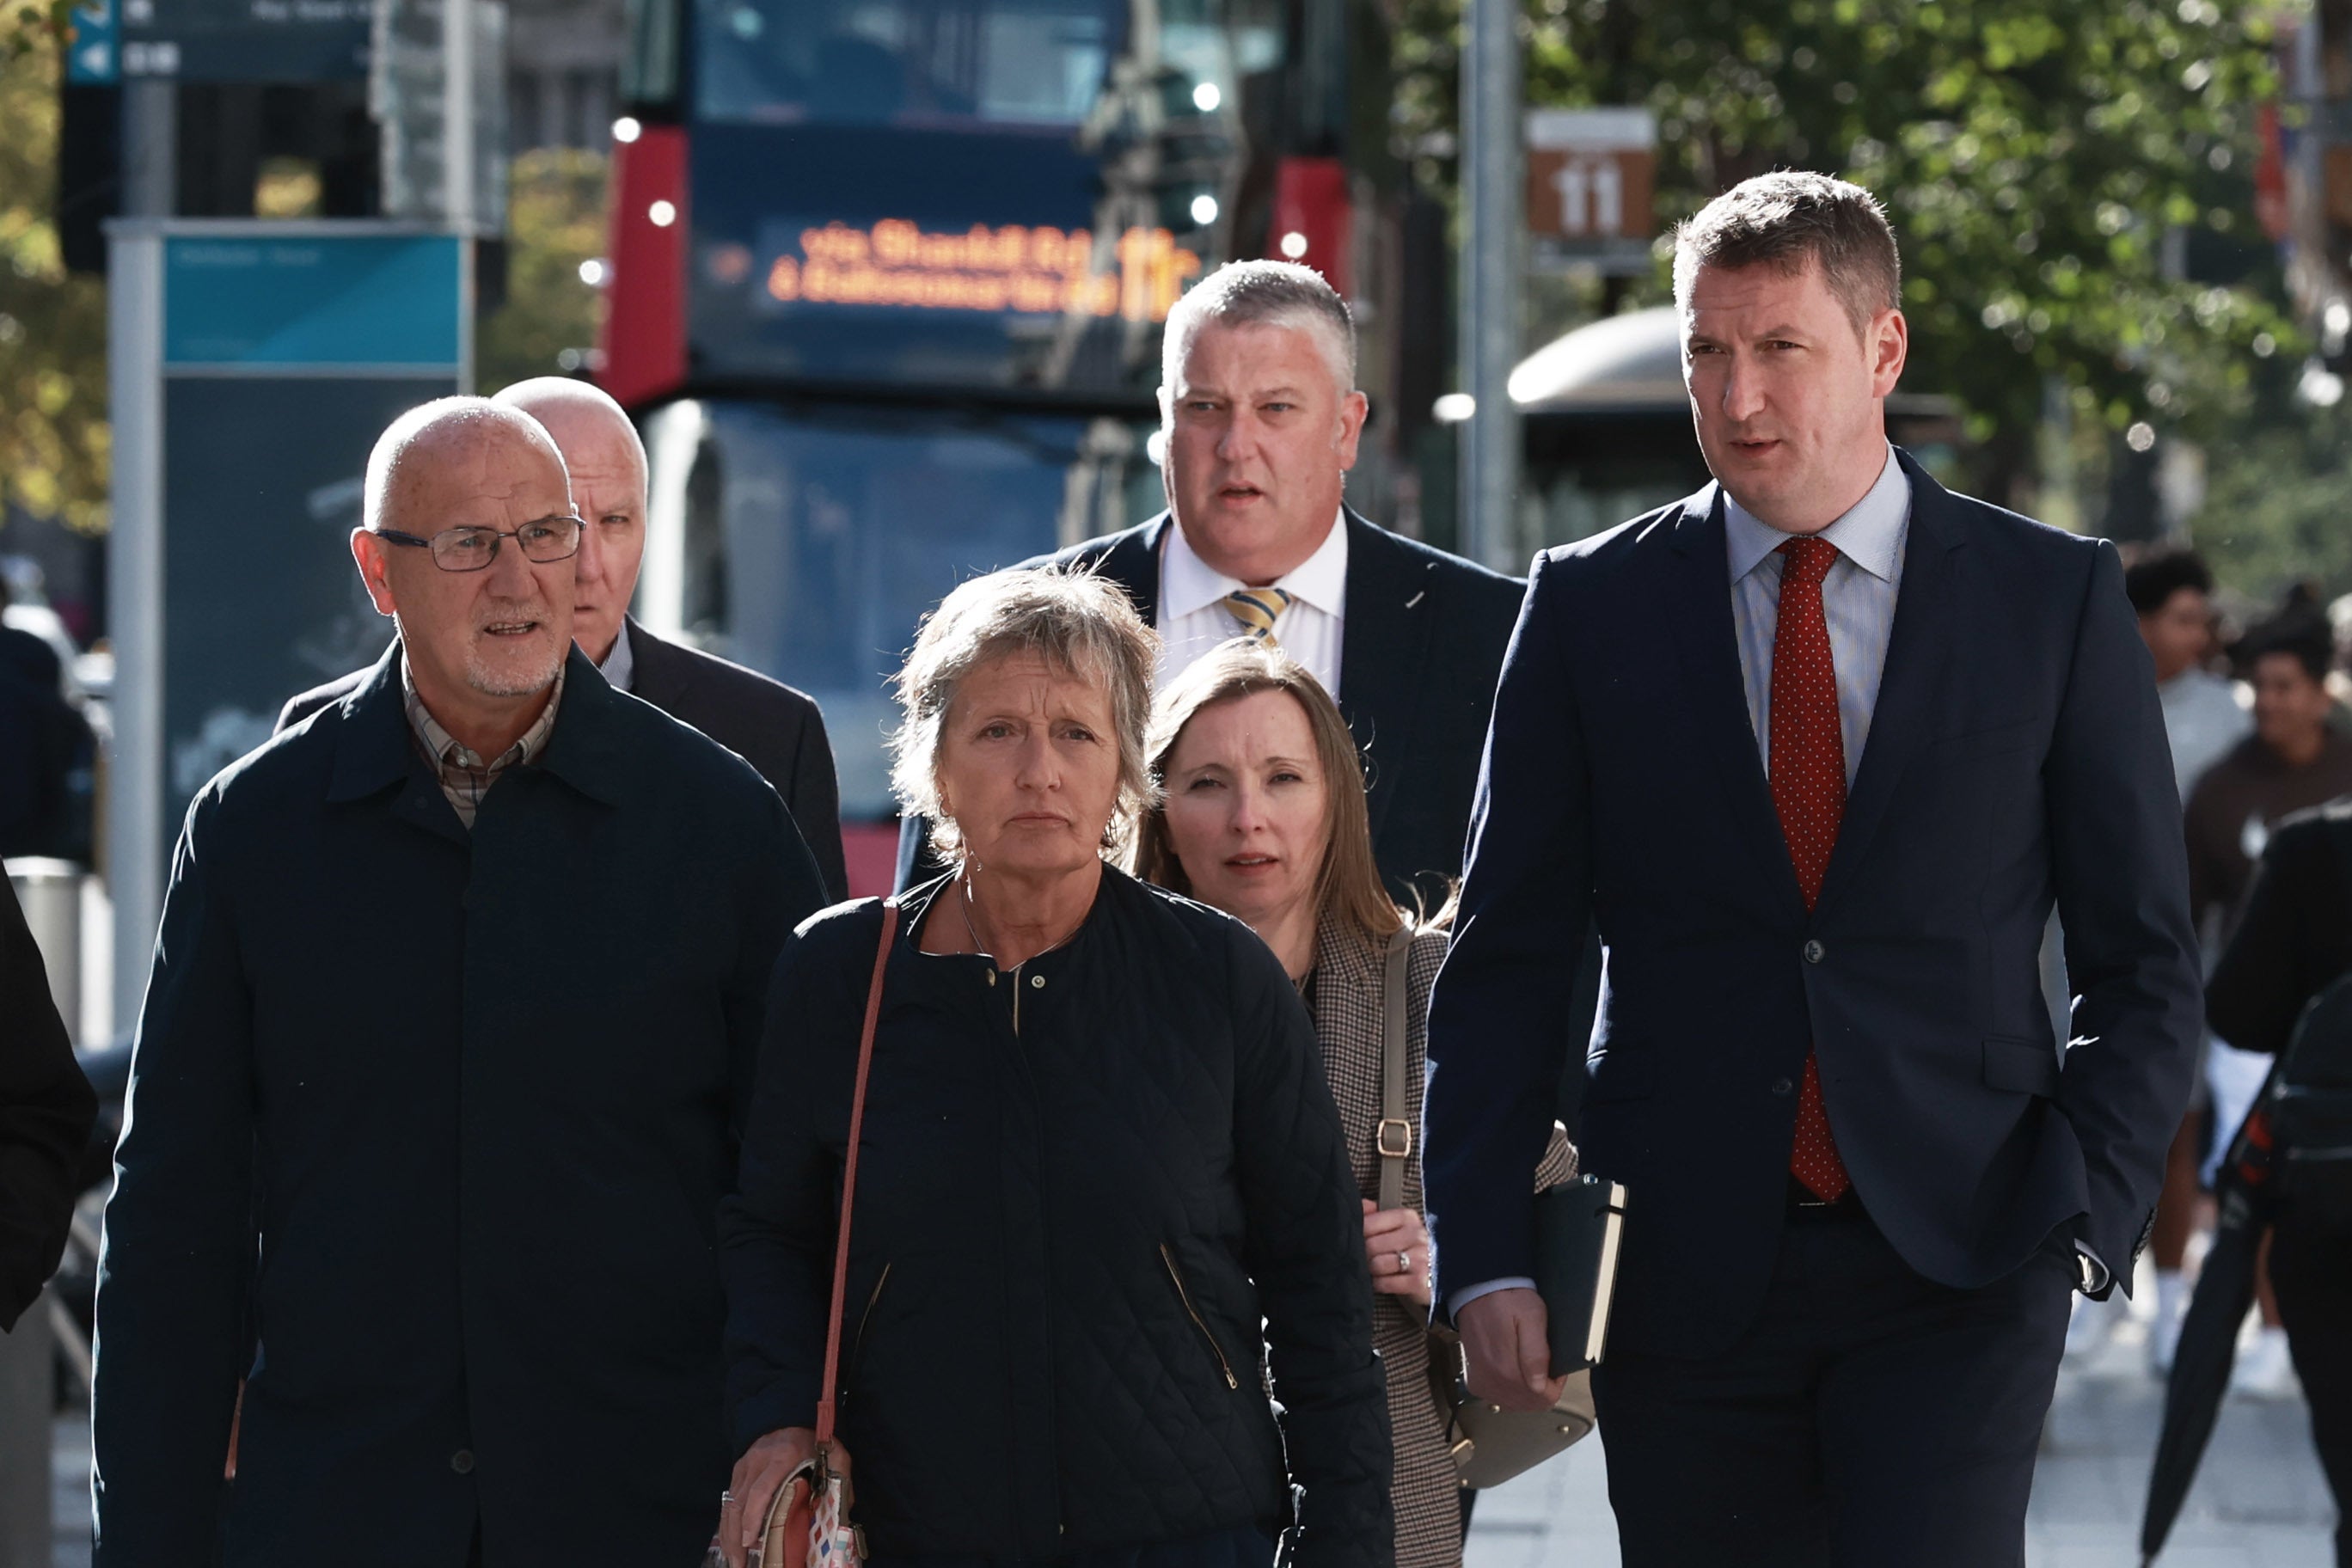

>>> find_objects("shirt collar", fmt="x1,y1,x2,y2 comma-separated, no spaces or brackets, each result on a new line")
1161,506,1350,619
399,655,566,771
1724,445,1910,585
596,620,635,694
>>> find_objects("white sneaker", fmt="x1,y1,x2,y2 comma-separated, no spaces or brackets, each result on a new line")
2148,1270,2188,1378
2231,1326,2300,1400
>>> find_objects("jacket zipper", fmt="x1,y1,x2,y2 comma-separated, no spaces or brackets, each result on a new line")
1160,1244,1239,1390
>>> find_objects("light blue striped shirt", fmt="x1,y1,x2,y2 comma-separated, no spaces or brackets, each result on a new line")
1724,447,1912,785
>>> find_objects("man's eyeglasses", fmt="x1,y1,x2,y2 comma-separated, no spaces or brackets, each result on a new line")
371,517,585,573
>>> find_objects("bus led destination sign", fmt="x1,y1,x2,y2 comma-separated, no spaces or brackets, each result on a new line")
763,220,1201,323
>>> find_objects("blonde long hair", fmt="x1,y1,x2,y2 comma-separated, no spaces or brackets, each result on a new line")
1130,640,1408,942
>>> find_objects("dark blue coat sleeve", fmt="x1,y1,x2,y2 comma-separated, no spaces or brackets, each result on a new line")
92,796,253,1564
1424,552,1593,1305
2044,541,2203,1278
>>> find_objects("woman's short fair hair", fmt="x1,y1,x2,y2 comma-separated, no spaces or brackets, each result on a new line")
1671,171,1902,338
1130,640,1407,941
1161,260,1357,402
889,567,1161,860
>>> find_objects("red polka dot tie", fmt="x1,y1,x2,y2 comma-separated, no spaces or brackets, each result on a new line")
1771,537,1852,1203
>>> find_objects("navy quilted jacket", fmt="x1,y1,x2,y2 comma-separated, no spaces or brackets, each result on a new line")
723,868,1393,1566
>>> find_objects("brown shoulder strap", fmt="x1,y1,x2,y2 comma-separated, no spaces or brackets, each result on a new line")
814,898,897,1444
1376,923,1414,1212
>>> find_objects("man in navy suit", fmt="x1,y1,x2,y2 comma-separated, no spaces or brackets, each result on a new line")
1425,173,2201,1565
900,260,1527,907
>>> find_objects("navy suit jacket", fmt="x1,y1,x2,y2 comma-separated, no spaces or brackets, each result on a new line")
1425,450,2202,1358
279,618,848,902
899,510,1525,903
95,644,827,1566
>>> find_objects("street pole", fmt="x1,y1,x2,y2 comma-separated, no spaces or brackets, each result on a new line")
445,0,475,232
1459,0,1522,573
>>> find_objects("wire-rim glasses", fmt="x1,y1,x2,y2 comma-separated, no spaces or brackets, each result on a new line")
371,516,585,573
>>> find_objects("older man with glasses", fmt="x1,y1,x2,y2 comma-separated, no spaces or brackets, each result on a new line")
90,397,829,1568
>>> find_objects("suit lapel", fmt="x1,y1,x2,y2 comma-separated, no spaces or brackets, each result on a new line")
1815,455,1963,913
1669,487,1808,919
1335,511,1437,848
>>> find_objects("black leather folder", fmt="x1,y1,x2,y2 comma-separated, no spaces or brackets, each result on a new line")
1534,1174,1628,1374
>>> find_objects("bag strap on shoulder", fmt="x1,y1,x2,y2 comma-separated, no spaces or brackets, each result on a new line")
815,898,898,1445
1376,922,1414,1213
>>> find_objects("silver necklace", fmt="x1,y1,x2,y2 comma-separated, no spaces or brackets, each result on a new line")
957,872,1078,967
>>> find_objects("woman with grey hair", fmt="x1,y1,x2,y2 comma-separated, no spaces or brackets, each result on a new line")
717,567,1393,1568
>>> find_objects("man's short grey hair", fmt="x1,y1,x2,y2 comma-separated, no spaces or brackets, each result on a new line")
1671,172,1902,337
364,396,567,531
1161,260,1357,405
889,567,1161,861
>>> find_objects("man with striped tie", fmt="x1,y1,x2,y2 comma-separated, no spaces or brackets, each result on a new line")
1426,173,2202,1565
902,260,1526,907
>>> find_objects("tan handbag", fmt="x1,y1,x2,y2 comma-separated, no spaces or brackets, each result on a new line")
750,901,899,1568
1373,927,1596,1490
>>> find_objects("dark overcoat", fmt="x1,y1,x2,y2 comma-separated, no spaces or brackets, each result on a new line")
0,871,95,1330
94,643,827,1567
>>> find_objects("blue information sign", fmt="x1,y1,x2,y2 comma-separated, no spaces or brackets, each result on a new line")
163,234,464,369
67,0,119,83
117,0,370,82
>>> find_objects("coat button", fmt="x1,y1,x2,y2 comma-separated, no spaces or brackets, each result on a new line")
1803,939,1826,965
450,1449,475,1473
984,971,995,987
1030,974,1045,989
1771,1077,1793,1096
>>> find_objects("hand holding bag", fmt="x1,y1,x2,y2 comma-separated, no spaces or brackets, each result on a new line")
746,900,899,1568
1372,926,1598,1489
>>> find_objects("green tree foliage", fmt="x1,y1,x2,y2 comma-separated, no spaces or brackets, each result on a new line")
0,5,108,533
2192,395,2352,601
475,147,607,395
1393,0,2294,493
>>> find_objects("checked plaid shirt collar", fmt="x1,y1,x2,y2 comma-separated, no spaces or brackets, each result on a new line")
400,657,565,830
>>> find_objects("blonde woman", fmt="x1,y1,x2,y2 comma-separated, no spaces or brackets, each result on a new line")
1132,640,1575,1568
720,573,1392,1568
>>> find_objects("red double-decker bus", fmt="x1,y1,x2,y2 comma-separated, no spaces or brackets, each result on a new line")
595,0,1425,892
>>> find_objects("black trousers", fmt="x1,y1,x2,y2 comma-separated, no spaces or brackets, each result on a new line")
2271,1216,2352,1568
1589,1203,2073,1568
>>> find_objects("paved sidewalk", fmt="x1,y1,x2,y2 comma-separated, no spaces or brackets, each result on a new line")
49,1327,2342,1568
1466,1322,2338,1568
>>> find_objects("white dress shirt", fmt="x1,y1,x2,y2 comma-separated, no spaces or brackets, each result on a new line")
596,620,636,694
1155,509,1349,695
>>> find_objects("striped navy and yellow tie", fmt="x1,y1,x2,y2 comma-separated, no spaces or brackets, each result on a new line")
1222,586,1295,646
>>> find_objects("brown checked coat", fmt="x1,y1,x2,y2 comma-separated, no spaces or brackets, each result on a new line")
1310,916,1577,1568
